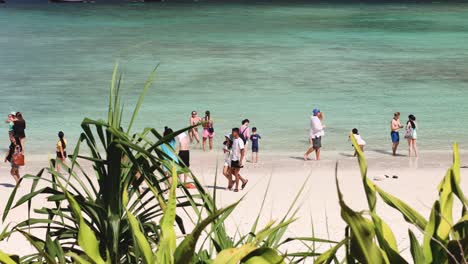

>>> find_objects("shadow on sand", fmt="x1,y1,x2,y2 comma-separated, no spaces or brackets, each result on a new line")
289,156,306,161
0,183,15,188
204,185,228,191
372,149,406,157
338,152,355,158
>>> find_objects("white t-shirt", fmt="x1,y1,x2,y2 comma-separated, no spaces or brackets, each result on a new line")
310,116,324,138
230,138,245,161
353,134,366,145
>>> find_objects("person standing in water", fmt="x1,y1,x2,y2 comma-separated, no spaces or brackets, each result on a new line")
13,112,26,154
56,131,67,172
304,108,325,161
189,111,201,145
202,110,214,151
177,132,196,189
390,112,403,156
405,114,418,157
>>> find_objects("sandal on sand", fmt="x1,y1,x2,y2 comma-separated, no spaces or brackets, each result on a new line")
392,175,399,179
233,189,239,192
241,180,248,190
384,175,390,178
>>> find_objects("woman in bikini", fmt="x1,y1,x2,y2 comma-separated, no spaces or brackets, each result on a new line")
189,111,201,145
202,110,214,151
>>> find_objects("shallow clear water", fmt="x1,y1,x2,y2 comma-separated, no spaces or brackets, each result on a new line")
1,3,468,153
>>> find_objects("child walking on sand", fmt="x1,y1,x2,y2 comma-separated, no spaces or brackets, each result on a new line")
222,135,233,189
350,128,366,157
250,127,261,164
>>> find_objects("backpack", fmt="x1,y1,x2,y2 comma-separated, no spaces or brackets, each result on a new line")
404,124,414,139
239,127,248,144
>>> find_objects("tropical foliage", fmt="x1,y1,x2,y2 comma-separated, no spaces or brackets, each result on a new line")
315,135,468,264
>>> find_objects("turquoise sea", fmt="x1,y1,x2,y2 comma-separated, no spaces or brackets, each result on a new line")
1,3,468,154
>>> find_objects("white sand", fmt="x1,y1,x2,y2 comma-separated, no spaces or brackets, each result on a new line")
1,148,467,261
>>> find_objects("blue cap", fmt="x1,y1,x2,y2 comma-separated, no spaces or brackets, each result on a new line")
312,108,320,116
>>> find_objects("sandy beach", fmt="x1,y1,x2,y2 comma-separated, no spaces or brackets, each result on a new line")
0,148,466,261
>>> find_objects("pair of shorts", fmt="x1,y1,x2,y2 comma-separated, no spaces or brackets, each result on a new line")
252,146,259,153
391,131,400,143
202,128,214,138
231,160,242,168
312,136,322,149
224,160,231,167
56,151,67,159
178,150,190,167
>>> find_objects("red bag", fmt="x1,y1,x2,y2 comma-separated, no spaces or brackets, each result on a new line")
12,147,24,166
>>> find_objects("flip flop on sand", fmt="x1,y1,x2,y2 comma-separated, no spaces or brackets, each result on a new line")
242,179,248,190
384,175,390,178
233,189,239,192
392,175,399,179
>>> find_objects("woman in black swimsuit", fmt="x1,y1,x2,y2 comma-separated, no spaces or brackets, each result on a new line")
13,112,26,154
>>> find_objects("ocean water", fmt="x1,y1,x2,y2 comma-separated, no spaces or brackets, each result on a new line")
1,3,468,154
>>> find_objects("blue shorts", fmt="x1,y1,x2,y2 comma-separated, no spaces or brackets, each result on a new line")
252,146,259,153
391,131,400,143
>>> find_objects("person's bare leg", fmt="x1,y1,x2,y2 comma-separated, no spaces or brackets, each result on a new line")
360,145,364,152
407,139,412,157
209,137,213,151
11,168,19,184
194,131,200,144
315,149,321,160
189,130,194,143
392,142,399,156
202,137,207,151
413,140,418,157
225,168,233,189
21,138,25,154
304,147,315,160
232,168,240,191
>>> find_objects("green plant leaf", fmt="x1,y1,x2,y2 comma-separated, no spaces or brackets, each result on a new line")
63,191,108,264
0,250,19,264
155,164,178,264
174,202,239,264
408,229,425,264
315,238,348,264
213,243,257,264
243,248,285,264
336,176,388,264
126,209,154,264
375,186,427,230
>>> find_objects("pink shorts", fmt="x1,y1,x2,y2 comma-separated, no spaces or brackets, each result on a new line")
203,128,214,138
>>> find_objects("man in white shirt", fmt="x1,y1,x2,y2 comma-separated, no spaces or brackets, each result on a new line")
304,108,325,161
230,128,248,192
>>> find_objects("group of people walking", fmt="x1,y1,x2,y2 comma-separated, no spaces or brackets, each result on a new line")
304,109,419,160
162,112,262,192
